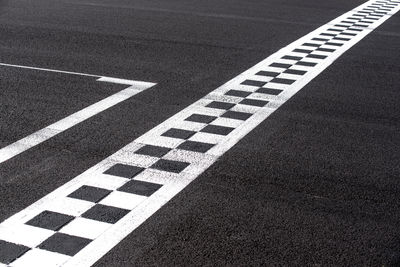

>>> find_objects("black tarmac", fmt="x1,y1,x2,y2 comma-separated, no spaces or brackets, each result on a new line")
0,0,399,265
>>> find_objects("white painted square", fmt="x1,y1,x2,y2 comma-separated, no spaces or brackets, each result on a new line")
110,152,159,168
59,217,111,240
0,224,54,248
85,173,130,191
138,135,184,149
10,248,70,267
133,168,181,185
289,64,314,71
163,149,214,165
188,132,225,145
210,117,243,128
99,191,147,210
205,93,243,104
162,149,216,175
277,72,300,80
186,108,219,118
264,82,289,90
299,56,321,64
248,92,277,102
46,197,95,217
193,106,226,117
175,120,206,132
248,74,274,83
230,83,259,92
230,104,260,114
310,38,328,44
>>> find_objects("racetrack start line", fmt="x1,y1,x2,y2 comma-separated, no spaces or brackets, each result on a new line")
0,63,156,164
0,0,399,265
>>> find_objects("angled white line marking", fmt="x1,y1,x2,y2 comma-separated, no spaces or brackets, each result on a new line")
0,64,156,163
0,63,101,78
0,62,148,86
0,0,399,266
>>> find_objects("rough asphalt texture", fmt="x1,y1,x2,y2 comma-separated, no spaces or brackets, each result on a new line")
0,0,399,265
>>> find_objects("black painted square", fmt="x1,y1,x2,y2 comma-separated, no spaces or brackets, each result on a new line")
118,180,162,196
161,128,196,139
26,211,74,231
0,240,29,264
353,23,368,28
325,41,343,46
282,55,302,61
312,37,329,42
270,78,295,85
340,32,356,36
256,87,283,95
302,42,320,47
327,28,343,32
177,141,214,153
82,204,129,224
334,24,350,28
306,54,327,60
296,61,317,67
364,16,379,20
206,101,235,110
241,80,266,87
348,27,363,32
200,125,234,136
104,164,144,179
185,114,217,124
240,99,268,107
39,233,91,256
341,20,355,24
68,185,112,203
222,111,252,121
256,71,280,77
293,49,313,54
151,159,190,173
270,63,292,68
320,33,337,37
284,69,307,75
333,36,350,41
225,90,251,98
358,19,374,24
316,47,336,53
136,145,171,158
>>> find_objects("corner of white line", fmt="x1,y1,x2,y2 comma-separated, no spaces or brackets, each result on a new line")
97,77,157,88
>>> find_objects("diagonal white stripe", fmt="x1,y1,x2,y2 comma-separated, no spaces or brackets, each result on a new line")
0,69,156,164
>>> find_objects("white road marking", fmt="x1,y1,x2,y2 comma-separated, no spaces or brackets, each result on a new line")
0,64,156,163
1,0,399,266
1,63,99,79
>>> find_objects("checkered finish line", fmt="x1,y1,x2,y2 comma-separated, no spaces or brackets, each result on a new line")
1,0,399,265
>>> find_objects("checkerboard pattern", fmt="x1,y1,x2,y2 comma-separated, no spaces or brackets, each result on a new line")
0,164,162,265
1,0,399,265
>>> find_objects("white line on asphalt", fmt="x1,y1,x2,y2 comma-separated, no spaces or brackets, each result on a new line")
0,62,147,86
0,63,102,78
0,64,156,163
0,0,399,266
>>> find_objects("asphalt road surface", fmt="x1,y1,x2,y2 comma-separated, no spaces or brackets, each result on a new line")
0,0,400,266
